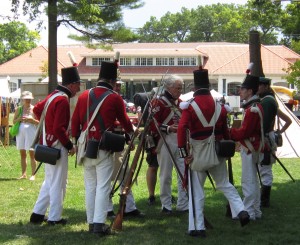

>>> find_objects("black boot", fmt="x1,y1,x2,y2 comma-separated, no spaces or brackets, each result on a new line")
93,223,112,236
30,213,47,224
261,185,271,208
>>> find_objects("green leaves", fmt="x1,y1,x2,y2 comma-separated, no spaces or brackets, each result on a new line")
0,21,39,64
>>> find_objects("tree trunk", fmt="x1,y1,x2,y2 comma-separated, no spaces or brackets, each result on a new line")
249,30,264,77
48,0,58,94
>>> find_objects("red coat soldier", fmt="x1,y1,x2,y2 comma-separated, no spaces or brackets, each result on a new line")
230,74,264,221
150,74,188,214
71,61,135,236
177,68,250,238
30,66,81,225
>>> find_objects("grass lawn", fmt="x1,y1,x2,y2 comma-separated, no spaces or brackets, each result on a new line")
0,141,300,245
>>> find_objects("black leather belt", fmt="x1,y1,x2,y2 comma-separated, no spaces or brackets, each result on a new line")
112,131,125,135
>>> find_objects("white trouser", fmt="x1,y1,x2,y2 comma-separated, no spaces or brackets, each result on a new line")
108,150,137,213
241,149,262,220
84,150,113,224
158,133,188,211
259,164,273,186
33,143,68,221
188,158,245,231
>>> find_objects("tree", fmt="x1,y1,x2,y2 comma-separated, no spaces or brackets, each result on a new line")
280,2,300,53
138,8,192,43
188,4,250,43
11,0,143,93
0,21,39,64
283,60,300,90
138,4,252,43
246,0,283,44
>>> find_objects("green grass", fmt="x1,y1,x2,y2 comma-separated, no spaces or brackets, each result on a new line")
0,143,300,245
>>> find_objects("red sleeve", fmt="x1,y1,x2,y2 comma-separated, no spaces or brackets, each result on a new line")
230,108,260,141
52,98,72,147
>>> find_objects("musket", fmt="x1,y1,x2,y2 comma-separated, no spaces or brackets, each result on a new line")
112,76,166,231
227,158,234,185
271,152,295,182
152,117,184,185
264,135,295,182
112,126,148,231
225,157,234,217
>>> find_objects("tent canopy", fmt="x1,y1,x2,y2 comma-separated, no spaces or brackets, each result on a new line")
41,74,62,83
0,79,11,97
274,92,300,158
9,88,21,99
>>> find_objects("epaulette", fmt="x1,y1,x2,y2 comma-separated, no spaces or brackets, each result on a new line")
179,98,194,110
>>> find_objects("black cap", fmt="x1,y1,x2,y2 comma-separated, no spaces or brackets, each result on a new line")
98,61,118,80
61,67,80,85
193,69,209,89
241,75,259,91
259,77,271,85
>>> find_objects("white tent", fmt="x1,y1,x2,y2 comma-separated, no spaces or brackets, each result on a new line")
0,79,11,97
9,88,21,99
41,75,62,83
180,89,224,101
274,92,300,158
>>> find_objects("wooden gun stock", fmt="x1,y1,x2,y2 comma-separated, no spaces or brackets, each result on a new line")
112,192,127,231
112,125,148,231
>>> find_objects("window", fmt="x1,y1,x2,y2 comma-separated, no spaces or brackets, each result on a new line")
134,57,153,66
120,57,131,66
177,57,196,66
9,82,17,92
191,57,196,66
147,58,153,66
178,58,184,66
92,57,110,66
156,58,168,66
134,58,141,66
169,58,175,66
228,82,241,96
141,58,147,66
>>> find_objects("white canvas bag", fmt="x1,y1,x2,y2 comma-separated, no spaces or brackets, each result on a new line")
189,100,221,172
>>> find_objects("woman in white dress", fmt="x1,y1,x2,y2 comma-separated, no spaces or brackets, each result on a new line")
13,91,39,180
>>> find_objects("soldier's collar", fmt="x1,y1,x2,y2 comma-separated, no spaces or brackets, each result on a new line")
56,85,72,98
96,81,113,90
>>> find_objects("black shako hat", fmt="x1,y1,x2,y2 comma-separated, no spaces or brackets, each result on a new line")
241,74,259,91
193,69,209,89
259,77,271,85
98,61,118,80
61,67,81,85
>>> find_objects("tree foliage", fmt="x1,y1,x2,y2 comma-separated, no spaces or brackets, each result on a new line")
137,2,294,45
138,8,192,43
246,0,283,44
0,21,40,64
11,0,143,43
283,60,300,90
10,0,143,92
188,4,250,43
280,2,300,53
